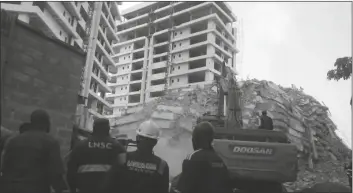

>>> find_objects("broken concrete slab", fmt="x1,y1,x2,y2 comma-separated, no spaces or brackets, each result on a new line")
152,111,176,120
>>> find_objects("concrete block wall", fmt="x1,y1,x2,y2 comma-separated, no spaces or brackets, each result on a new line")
1,20,85,156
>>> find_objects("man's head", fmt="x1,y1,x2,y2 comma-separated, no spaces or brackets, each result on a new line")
135,120,160,152
19,122,31,134
92,118,111,137
262,111,267,116
192,121,215,151
30,109,51,132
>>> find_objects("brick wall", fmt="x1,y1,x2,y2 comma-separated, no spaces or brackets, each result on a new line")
1,19,85,156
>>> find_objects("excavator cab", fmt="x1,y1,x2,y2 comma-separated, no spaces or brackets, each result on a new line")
198,115,298,184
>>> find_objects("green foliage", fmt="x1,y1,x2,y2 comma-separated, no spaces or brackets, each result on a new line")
327,57,352,81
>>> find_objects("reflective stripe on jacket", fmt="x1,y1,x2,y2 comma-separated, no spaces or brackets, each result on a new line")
78,164,112,173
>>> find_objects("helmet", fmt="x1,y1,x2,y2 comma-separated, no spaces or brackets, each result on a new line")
136,120,160,140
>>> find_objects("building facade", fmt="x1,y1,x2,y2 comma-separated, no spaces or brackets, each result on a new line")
107,2,238,117
1,1,121,129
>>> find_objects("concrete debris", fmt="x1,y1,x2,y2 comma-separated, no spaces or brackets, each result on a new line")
110,79,351,187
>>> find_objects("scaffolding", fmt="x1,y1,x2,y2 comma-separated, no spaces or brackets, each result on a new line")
164,2,175,95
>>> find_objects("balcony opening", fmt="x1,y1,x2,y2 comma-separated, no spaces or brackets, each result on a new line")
132,61,143,71
174,2,192,13
133,51,144,60
188,71,205,84
156,20,171,32
100,73,108,84
130,83,141,92
189,59,206,70
216,25,222,34
155,9,170,21
154,44,168,55
154,33,169,44
92,64,100,77
76,23,86,41
109,76,117,84
153,56,167,63
134,41,145,49
89,79,99,93
190,34,207,45
106,97,114,105
215,49,222,58
190,21,208,34
150,91,164,98
189,45,207,58
80,7,89,22
157,2,170,10
125,33,135,41
214,61,221,72
134,28,149,39
191,6,210,21
129,95,140,103
130,72,142,81
173,12,190,26
151,79,166,86
215,38,221,47
152,67,166,74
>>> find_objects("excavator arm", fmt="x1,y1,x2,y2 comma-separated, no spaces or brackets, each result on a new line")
216,61,243,130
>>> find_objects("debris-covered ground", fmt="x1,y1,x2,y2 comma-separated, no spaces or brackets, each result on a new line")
110,79,351,191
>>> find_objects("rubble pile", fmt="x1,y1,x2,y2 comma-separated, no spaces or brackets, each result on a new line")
111,79,351,189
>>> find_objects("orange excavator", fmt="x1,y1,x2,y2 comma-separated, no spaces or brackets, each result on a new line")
196,62,298,192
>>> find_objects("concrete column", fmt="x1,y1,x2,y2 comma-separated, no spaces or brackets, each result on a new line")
145,35,155,102
207,44,215,55
205,71,214,82
207,33,216,43
207,20,215,30
140,38,149,104
18,14,30,23
206,58,214,69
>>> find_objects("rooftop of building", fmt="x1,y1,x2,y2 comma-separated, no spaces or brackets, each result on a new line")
121,1,237,22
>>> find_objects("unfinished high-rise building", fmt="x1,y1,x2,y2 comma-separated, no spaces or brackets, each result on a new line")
107,2,238,117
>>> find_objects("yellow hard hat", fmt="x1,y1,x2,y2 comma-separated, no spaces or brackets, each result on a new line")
136,120,160,140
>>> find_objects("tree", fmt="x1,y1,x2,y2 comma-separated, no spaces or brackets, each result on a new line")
327,57,352,81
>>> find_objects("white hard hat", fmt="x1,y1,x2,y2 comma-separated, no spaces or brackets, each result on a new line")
136,120,160,140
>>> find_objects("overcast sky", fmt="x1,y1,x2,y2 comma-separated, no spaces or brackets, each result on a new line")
119,2,352,146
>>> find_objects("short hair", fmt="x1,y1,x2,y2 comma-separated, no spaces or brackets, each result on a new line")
262,111,267,115
192,121,215,141
93,118,110,136
30,109,50,125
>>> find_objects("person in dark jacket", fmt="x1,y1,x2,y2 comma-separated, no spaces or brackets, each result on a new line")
1,109,67,193
104,120,169,193
175,121,233,193
344,161,352,188
259,111,274,130
66,118,126,193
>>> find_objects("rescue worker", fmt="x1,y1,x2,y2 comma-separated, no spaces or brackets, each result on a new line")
259,110,274,130
104,119,169,193
175,121,233,193
66,118,126,193
1,109,67,193
344,160,352,188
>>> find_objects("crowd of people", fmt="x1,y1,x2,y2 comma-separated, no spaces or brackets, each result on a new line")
0,109,351,193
